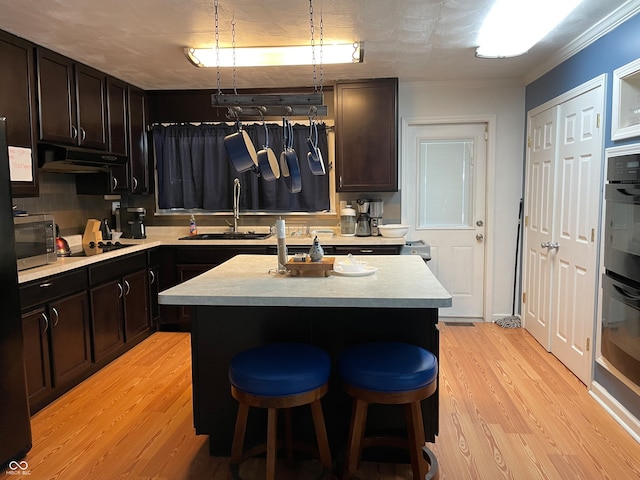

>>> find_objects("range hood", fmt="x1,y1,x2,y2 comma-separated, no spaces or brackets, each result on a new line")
38,143,128,173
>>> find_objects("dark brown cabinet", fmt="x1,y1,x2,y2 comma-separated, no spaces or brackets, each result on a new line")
106,77,130,192
36,48,107,150
0,31,39,196
78,84,149,195
89,252,151,362
128,86,149,194
335,78,398,192
123,269,150,342
21,307,51,408
148,263,160,328
20,269,91,413
90,279,125,361
49,291,92,387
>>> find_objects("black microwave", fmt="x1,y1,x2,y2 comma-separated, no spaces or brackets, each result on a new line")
14,214,57,271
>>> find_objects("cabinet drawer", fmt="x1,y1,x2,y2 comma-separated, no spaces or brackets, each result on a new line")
20,268,88,310
334,246,400,255
88,252,147,286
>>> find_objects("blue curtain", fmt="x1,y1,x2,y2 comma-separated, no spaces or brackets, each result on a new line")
153,123,330,212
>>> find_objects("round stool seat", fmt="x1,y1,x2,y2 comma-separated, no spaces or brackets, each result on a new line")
339,341,437,393
229,343,330,397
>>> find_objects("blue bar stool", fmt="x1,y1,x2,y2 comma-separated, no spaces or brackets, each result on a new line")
339,341,439,480
228,343,333,479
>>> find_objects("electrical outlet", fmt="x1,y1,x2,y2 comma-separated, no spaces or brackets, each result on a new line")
111,201,121,213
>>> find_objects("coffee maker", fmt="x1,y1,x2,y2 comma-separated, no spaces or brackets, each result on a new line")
117,207,147,239
355,199,371,237
369,199,384,236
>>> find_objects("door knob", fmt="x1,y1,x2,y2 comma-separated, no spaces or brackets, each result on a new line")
540,242,560,250
476,233,484,241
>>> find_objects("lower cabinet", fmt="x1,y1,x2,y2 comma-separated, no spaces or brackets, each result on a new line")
21,253,154,414
20,270,91,413
89,252,151,363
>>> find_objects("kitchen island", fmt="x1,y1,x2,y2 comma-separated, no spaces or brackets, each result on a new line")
158,254,451,457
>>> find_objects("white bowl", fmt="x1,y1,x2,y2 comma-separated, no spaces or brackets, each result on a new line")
378,224,409,238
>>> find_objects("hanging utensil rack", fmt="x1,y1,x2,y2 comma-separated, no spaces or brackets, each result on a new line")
212,93,327,118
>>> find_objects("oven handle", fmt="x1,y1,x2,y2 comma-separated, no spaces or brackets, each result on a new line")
606,183,640,201
612,283,640,300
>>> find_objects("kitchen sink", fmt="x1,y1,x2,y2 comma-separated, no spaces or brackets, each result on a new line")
179,232,273,240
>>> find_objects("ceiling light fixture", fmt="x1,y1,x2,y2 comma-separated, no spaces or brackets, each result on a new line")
475,0,583,58
185,42,363,67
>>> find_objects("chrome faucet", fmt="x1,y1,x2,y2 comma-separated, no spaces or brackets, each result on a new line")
233,178,241,233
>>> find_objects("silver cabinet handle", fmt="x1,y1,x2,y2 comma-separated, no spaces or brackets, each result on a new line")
39,282,53,288
149,270,156,285
124,280,131,296
132,177,138,191
71,126,78,139
112,176,118,190
41,312,49,333
117,283,124,299
51,307,59,327
359,249,374,253
80,127,86,141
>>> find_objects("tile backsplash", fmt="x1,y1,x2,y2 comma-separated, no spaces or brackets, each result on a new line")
12,172,113,236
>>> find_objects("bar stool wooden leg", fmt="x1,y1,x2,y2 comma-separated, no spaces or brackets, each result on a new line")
284,408,294,468
309,398,333,470
404,401,427,480
266,408,277,480
344,398,368,478
231,402,250,464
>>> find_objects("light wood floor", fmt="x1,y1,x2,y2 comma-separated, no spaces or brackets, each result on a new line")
3,323,640,479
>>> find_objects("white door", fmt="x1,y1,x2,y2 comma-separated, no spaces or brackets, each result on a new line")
550,87,603,383
523,80,604,384
523,106,558,348
403,122,487,320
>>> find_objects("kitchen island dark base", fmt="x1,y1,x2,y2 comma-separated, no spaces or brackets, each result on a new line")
190,304,440,459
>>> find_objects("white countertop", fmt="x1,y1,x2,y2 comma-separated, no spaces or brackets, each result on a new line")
17,226,405,284
158,254,451,309
143,226,407,246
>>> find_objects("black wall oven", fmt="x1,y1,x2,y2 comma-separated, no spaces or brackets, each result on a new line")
602,153,640,387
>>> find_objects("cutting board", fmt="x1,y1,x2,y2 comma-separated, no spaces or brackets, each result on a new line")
286,257,335,277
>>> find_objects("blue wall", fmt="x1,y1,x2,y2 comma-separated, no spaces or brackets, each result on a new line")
525,11,640,427
526,11,640,149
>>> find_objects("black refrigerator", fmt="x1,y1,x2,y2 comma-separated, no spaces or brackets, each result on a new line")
0,117,32,467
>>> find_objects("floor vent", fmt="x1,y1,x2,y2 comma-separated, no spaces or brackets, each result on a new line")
443,322,475,327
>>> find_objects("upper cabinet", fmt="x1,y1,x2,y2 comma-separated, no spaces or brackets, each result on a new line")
0,31,39,196
128,86,150,194
106,77,130,192
36,48,107,150
76,84,150,195
335,78,398,192
612,58,640,141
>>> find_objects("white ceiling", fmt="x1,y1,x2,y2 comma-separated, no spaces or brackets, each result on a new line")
0,0,638,91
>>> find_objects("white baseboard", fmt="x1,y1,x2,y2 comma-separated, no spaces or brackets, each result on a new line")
590,381,640,443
